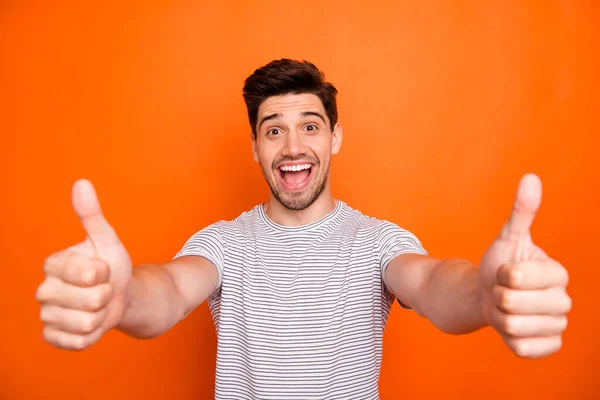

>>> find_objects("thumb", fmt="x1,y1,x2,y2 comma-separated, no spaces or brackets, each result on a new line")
500,173,542,241
72,179,121,247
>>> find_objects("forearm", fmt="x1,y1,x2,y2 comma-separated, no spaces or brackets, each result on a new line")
420,259,488,335
115,264,185,339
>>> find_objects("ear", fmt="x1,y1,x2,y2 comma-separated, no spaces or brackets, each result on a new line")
331,123,343,154
251,132,259,162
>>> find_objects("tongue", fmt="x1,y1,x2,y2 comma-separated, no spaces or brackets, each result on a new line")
282,169,310,185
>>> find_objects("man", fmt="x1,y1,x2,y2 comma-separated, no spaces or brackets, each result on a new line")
35,59,571,399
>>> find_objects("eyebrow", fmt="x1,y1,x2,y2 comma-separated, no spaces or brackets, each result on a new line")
258,111,327,130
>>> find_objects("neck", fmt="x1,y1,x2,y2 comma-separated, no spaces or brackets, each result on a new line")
264,189,337,227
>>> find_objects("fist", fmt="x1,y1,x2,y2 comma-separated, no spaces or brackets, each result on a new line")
35,180,132,350
36,250,116,350
485,259,571,358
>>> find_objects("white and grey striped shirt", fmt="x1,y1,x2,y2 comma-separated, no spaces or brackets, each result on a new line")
175,200,427,399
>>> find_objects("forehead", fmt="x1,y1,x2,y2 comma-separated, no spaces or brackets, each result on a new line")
258,93,327,120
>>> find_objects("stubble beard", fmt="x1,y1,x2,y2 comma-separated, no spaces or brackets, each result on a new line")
260,161,329,211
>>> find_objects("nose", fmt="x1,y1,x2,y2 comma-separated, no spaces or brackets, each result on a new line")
281,129,306,157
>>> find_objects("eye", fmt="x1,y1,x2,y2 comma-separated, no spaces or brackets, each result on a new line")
305,124,319,132
267,128,281,136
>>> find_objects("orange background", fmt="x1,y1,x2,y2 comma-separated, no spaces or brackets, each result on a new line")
2,1,599,399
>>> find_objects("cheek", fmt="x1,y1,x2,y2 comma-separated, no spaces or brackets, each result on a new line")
256,148,278,169
312,140,332,163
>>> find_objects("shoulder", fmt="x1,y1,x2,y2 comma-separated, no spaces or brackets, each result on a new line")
217,204,261,231
192,204,263,240
339,201,425,248
339,201,403,234
179,204,261,238
176,205,262,256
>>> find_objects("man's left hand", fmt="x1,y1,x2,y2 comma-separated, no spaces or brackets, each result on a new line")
479,174,572,358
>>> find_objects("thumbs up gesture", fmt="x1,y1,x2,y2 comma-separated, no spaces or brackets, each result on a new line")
35,180,132,350
479,174,572,358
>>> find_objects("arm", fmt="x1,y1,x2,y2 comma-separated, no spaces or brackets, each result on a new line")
115,256,219,339
384,175,572,358
385,253,487,335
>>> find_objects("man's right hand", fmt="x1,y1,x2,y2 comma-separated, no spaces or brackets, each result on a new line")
36,179,133,350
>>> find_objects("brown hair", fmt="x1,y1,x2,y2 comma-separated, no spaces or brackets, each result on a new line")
242,59,338,139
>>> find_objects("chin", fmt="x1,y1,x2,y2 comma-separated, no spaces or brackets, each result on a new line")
279,196,315,211
273,180,327,211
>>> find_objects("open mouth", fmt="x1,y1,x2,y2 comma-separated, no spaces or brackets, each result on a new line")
276,163,314,192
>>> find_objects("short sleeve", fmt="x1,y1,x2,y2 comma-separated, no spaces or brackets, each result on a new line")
378,222,428,310
173,223,224,292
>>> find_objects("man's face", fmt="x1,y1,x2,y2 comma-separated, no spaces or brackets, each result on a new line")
252,93,342,211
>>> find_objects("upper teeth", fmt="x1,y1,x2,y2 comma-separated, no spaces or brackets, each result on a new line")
280,164,311,172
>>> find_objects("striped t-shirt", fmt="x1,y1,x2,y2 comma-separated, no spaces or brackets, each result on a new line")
175,200,427,400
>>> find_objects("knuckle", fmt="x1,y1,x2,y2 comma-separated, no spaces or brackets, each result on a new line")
552,288,572,312
87,285,112,310
564,295,573,313
80,315,99,333
546,336,562,356
559,268,570,287
86,293,104,310
502,316,520,337
42,326,56,344
500,290,515,311
79,266,96,286
66,252,95,283
42,260,50,275
512,341,531,358
39,306,52,324
35,284,46,302
492,286,504,307
35,279,57,303
554,336,563,351
71,335,88,351
42,326,51,339
42,257,54,275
